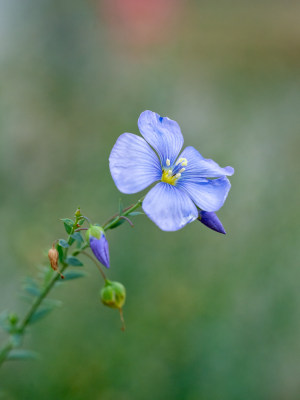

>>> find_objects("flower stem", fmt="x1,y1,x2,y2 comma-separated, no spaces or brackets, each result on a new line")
81,251,107,281
0,198,144,368
103,197,144,231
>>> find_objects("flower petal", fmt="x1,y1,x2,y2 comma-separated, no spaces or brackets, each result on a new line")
142,182,198,231
90,234,110,268
109,133,161,194
198,211,226,234
138,110,184,166
179,146,234,178
178,176,231,212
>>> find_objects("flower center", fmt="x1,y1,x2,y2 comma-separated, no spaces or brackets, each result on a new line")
161,158,188,186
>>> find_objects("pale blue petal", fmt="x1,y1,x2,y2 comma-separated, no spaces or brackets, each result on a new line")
179,146,234,178
142,182,198,231
109,133,161,194
178,176,231,212
138,110,184,166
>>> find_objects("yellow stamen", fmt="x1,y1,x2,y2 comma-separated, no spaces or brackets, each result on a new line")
175,157,188,167
161,170,177,185
166,159,170,166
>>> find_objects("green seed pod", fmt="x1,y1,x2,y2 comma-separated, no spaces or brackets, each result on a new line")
100,280,126,309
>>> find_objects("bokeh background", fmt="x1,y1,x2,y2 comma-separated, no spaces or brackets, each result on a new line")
1,1,300,399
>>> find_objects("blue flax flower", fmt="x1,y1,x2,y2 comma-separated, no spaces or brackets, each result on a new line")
109,110,234,231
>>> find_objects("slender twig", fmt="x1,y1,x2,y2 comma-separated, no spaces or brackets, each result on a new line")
81,251,107,281
119,216,134,227
0,198,144,368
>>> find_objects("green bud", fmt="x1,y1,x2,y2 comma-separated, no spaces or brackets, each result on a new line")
86,225,104,244
8,313,19,325
75,208,82,218
100,280,126,309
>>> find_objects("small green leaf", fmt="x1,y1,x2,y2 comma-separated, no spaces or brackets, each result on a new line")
7,349,39,361
23,285,41,297
58,239,69,248
65,256,83,267
78,218,85,226
56,245,64,263
119,198,124,215
43,298,62,308
11,333,22,347
29,307,54,324
109,219,125,229
128,211,144,216
61,218,74,234
63,271,87,281
71,232,84,245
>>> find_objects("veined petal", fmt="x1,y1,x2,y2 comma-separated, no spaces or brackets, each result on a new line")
138,110,184,166
109,133,161,194
142,182,198,231
178,176,231,212
90,234,110,268
179,146,234,178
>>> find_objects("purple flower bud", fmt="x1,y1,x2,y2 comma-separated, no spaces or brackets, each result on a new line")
198,211,226,235
87,226,110,268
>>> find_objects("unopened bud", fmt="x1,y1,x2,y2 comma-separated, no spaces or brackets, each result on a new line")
75,208,81,218
100,280,126,309
198,211,226,234
86,226,110,268
8,313,19,325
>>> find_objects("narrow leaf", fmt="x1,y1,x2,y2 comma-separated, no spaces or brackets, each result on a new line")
58,239,69,248
71,232,84,244
63,271,87,281
61,218,74,234
128,211,144,216
119,198,124,215
23,285,41,297
65,256,83,267
7,349,39,361
29,307,54,324
109,219,125,229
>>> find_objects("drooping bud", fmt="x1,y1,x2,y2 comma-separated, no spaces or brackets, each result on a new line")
198,211,226,234
100,280,126,309
48,245,59,270
48,244,64,278
86,225,110,268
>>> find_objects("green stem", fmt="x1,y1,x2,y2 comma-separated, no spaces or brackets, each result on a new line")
81,251,107,281
103,198,144,231
0,198,144,368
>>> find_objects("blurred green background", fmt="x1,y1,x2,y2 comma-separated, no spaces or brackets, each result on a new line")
1,1,300,399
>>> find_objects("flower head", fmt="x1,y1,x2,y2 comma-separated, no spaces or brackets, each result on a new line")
86,226,110,268
109,110,234,231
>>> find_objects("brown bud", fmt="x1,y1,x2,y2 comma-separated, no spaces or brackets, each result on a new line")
48,245,59,271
